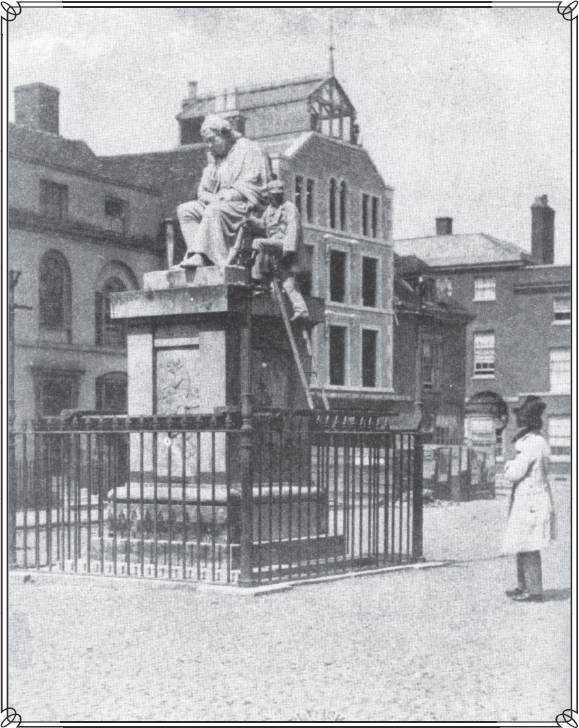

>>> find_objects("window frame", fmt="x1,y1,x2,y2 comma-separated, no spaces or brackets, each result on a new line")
422,336,440,390
371,196,379,239
96,371,128,413
95,277,128,349
548,416,571,462
328,324,348,386
339,181,347,232
473,331,496,378
329,178,337,229
361,326,379,388
38,249,72,339
553,297,571,324
31,367,83,418
361,255,379,308
362,193,370,237
40,179,68,221
436,277,453,298
306,178,315,223
329,248,348,304
104,196,127,234
473,277,496,302
549,348,570,394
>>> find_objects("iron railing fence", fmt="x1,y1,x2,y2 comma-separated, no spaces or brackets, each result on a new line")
9,411,423,586
250,412,423,584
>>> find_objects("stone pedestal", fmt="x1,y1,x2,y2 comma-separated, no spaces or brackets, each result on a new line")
109,266,326,548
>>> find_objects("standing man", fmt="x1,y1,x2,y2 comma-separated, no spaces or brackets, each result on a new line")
502,396,556,602
248,179,310,321
177,115,270,268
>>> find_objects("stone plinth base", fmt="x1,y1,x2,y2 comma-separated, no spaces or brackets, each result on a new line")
251,534,346,568
144,266,247,290
106,482,327,542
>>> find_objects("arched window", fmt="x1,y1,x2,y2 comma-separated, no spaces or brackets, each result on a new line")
39,250,72,339
95,277,127,348
339,181,347,231
329,178,337,229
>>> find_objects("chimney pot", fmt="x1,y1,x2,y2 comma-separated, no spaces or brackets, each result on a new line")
14,83,60,135
436,217,453,236
531,194,555,265
188,81,198,99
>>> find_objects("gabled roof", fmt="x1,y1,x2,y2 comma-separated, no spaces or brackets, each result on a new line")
178,75,327,120
394,232,532,268
99,145,209,216
9,122,100,173
393,254,473,321
262,131,390,192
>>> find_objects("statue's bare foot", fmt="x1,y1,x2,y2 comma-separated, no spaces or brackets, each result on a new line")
180,253,205,268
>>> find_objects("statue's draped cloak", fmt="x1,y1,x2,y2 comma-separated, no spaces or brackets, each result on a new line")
193,137,270,265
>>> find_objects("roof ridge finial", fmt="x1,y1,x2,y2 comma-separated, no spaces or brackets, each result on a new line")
329,16,335,77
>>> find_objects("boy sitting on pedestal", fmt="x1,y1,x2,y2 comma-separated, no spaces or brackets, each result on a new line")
247,179,310,322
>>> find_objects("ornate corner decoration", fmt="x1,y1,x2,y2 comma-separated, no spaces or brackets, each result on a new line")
0,1,21,21
0,707,22,727
558,1,579,21
556,709,579,727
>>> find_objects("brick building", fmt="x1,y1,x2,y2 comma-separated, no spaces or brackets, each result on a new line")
393,255,474,441
395,200,571,472
8,83,164,424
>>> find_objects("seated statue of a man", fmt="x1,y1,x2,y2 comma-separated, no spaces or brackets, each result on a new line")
248,179,310,322
176,114,270,268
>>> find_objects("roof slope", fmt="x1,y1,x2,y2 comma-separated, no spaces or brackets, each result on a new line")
393,254,472,320
394,232,532,268
9,122,100,173
99,145,208,216
178,75,326,120
268,131,390,191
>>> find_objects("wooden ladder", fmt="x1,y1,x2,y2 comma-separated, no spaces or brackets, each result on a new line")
270,277,328,411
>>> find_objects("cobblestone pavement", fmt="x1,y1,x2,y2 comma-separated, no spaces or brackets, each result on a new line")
9,482,570,723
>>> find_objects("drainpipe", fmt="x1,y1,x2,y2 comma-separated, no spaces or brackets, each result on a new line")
415,278,425,425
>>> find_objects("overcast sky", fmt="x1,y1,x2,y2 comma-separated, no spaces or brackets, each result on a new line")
8,6,571,263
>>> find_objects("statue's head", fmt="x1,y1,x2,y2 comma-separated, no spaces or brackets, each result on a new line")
201,115,239,158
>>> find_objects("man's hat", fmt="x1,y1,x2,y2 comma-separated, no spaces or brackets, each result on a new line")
513,395,546,426
267,179,284,192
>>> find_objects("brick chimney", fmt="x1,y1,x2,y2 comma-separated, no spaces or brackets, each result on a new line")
436,217,453,235
531,195,555,265
14,83,59,135
188,81,198,99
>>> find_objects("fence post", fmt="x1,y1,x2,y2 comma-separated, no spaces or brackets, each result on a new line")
450,446,461,502
238,285,254,586
412,433,424,562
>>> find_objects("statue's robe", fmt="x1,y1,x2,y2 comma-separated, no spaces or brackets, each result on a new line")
180,137,270,266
